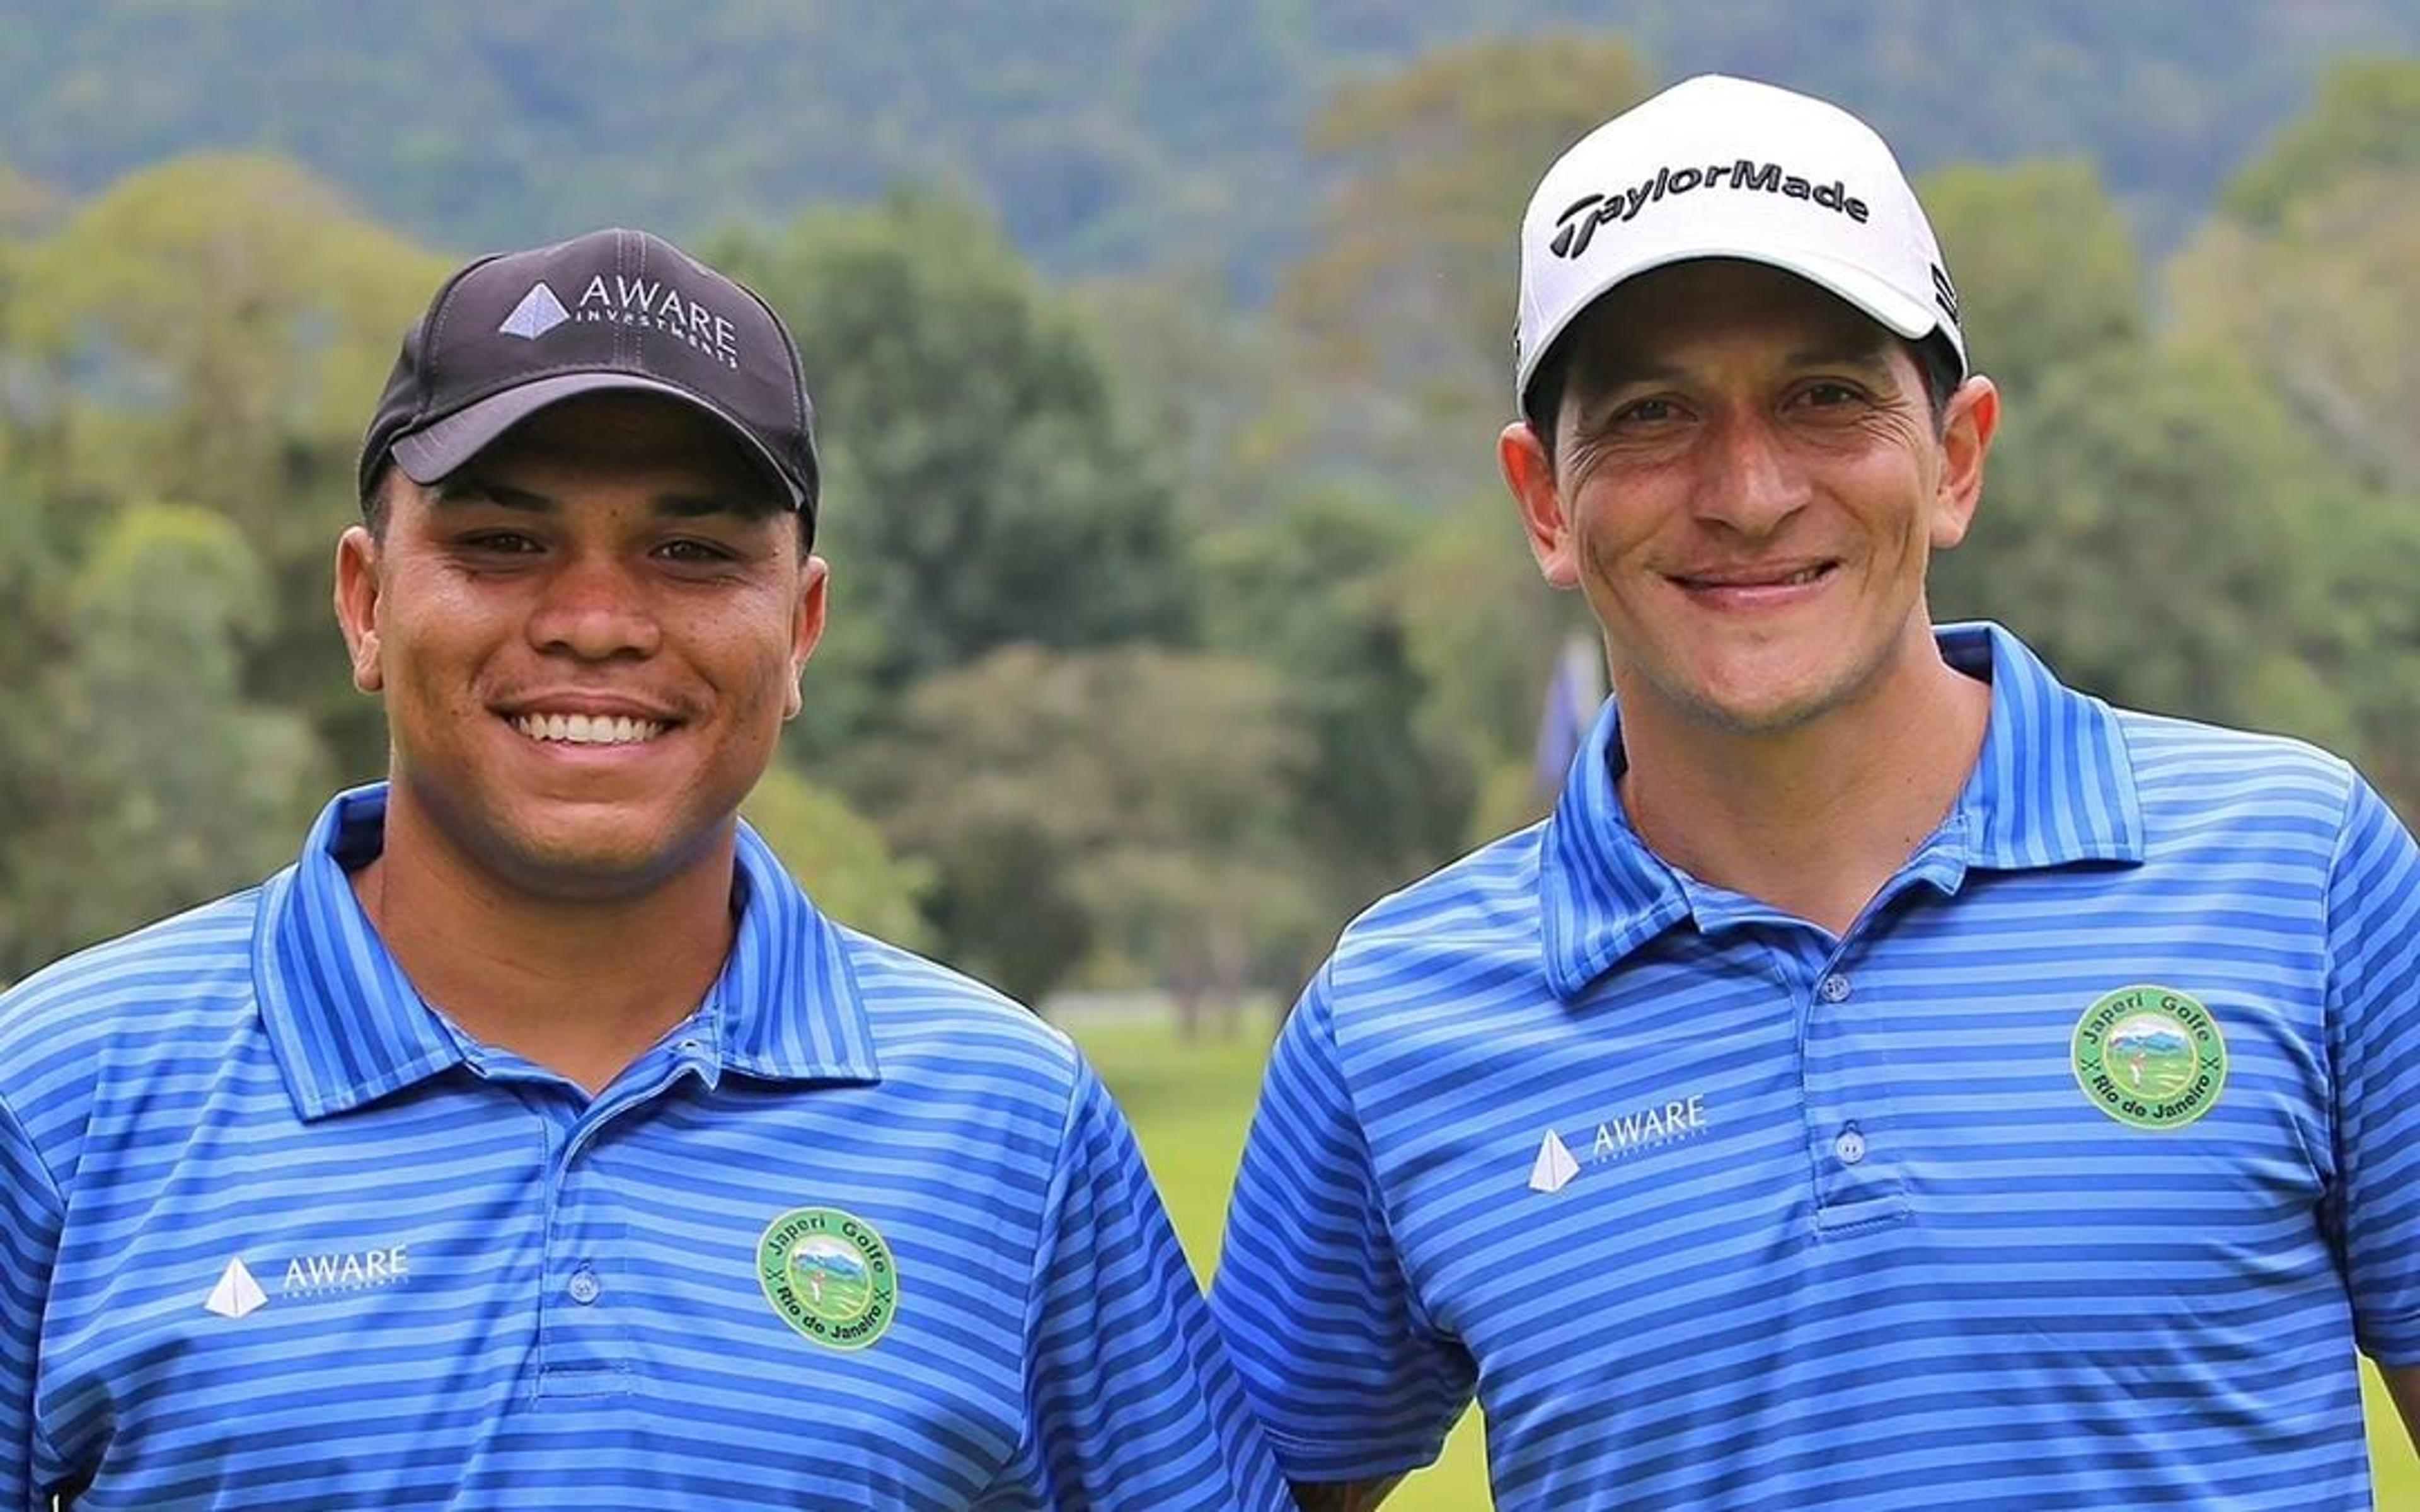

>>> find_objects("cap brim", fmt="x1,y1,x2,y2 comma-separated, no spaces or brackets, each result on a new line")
1519,242,1960,406
389,371,806,508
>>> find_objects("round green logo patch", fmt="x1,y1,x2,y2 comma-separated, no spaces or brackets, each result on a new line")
2071,985,2228,1130
757,1206,898,1350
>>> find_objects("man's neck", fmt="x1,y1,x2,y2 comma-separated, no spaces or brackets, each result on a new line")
349,804,739,1097
1616,648,1991,937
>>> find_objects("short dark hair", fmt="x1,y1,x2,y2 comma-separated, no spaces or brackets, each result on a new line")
1521,329,1965,468
362,464,398,537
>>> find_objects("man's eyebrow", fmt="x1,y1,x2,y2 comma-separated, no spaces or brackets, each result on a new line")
653,492,770,520
430,477,769,518
1577,342,1898,395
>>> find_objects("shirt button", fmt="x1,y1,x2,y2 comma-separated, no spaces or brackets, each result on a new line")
1818,973,1852,1004
1835,1126,1868,1165
567,1267,602,1305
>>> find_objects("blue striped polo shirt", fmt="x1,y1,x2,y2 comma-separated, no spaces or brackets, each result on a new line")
0,784,1289,1510
1211,622,2420,1509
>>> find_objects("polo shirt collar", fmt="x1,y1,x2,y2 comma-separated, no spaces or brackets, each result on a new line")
253,784,881,1120
1538,621,2144,1001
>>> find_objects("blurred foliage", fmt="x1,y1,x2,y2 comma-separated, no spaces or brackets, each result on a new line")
2171,168,2420,497
1285,33,1651,434
1935,346,2356,745
2222,56,2420,226
4,3,2416,294
714,192,1194,754
1,29,2417,1016
742,765,933,951
854,645,1312,1010
0,503,322,978
1918,159,2145,400
5,155,447,781
1197,488,1478,928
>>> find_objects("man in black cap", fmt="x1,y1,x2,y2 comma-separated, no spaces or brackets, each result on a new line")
0,229,1289,1510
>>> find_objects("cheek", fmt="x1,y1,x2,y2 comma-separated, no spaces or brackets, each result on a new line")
1571,493,1660,585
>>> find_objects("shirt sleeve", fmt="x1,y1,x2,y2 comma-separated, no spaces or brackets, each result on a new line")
1011,1059,1291,1511
1,1090,66,1512
2322,774,2420,1365
1210,965,1477,1482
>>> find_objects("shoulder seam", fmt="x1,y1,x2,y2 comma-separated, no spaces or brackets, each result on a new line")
0,1084,63,1210
1003,1042,1088,1486
0,1082,73,1480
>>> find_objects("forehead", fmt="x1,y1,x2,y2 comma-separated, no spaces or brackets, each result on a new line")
1559,259,1905,386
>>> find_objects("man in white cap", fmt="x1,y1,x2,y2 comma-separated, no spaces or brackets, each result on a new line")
0,227,1290,1509
1211,76,2420,1509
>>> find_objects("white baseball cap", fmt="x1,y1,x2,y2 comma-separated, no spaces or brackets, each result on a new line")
1513,74,1965,407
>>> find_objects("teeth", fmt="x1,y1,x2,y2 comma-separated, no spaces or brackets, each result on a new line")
513,713,665,745
1688,565,1826,588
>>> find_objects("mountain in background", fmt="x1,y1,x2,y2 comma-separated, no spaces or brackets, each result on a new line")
4,0,2416,290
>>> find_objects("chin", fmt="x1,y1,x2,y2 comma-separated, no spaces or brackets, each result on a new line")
1668,655,1853,735
480,819,728,903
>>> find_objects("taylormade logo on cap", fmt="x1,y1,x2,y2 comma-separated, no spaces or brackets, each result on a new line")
1514,74,1966,406
1550,160,1872,261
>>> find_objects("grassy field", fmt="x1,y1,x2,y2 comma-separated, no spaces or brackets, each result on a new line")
1073,1014,2420,1511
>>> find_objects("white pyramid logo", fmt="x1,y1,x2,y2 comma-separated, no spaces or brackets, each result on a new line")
498,281,572,340
1528,1128,1580,1194
204,1256,268,1319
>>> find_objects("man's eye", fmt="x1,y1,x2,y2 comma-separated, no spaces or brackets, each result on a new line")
659,539,735,563
1617,398,1678,423
462,532,541,554
1799,382,1863,408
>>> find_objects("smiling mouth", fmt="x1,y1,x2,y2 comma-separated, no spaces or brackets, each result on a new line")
510,713,668,746
1672,563,1835,591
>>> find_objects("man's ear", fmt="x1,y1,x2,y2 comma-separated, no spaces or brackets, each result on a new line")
784,554,830,720
333,524,384,694
1928,374,2000,552
1500,421,1581,590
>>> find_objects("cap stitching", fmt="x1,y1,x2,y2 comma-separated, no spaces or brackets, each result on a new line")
415,255,495,428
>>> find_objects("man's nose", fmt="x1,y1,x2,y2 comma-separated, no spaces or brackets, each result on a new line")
1691,413,1811,537
526,553,661,661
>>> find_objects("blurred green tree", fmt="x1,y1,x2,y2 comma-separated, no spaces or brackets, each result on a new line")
2222,57,2420,227
1394,490,1591,844
741,765,934,951
0,503,323,978
855,644,1312,1019
1279,33,1654,503
1197,486,1477,929
2170,169,2420,496
713,193,1195,753
1933,346,2360,753
6,154,446,779
1918,159,2146,401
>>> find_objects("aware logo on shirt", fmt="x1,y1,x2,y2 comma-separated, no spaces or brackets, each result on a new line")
1528,1092,1712,1193
199,1242,412,1319
757,1206,899,1350
2071,985,2227,1130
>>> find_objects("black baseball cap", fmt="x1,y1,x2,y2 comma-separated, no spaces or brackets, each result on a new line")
358,227,818,533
